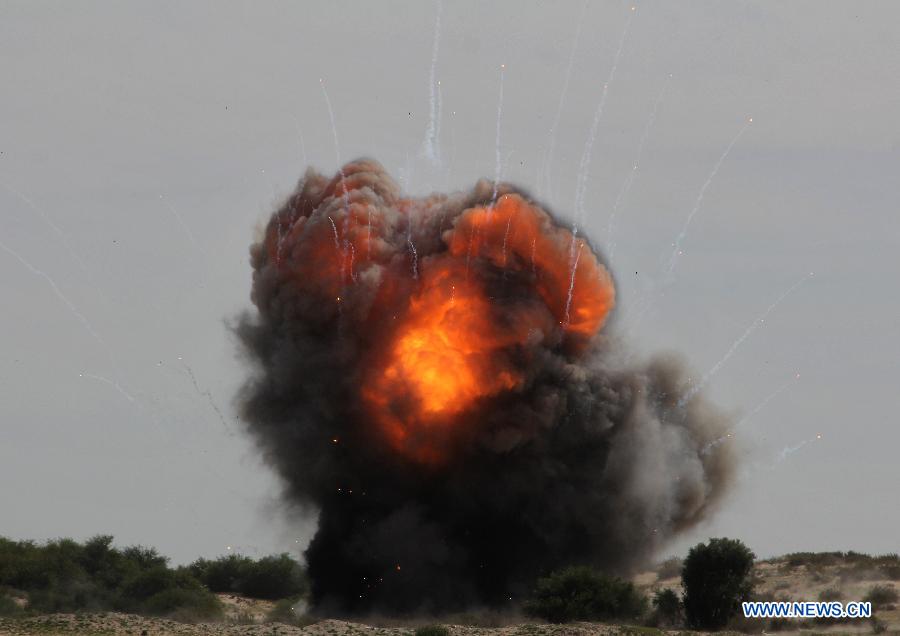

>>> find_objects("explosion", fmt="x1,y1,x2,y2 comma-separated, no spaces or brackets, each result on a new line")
237,159,735,614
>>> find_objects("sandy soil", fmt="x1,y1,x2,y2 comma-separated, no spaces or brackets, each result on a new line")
1,556,897,636
0,616,637,636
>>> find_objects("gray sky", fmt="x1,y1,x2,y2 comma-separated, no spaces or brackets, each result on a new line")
1,1,898,565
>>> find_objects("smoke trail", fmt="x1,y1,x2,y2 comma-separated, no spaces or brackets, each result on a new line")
435,81,444,165
1,179,117,315
1,180,94,277
407,238,419,280
774,433,821,465
319,79,350,213
562,242,584,329
541,0,589,199
159,195,200,251
0,238,109,353
236,160,735,615
702,372,799,455
678,272,811,408
293,118,309,168
666,118,751,277
180,359,232,433
79,372,136,403
572,5,635,234
423,0,443,164
607,74,671,261
491,64,506,205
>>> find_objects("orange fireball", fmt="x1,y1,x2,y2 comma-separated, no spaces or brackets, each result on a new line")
260,164,615,463
361,194,615,462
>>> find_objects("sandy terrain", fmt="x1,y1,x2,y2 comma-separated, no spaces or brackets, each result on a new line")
1,555,896,635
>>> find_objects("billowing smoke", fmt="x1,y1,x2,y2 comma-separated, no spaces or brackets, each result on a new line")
235,159,735,614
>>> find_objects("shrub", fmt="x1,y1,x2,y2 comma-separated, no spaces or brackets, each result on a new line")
415,627,450,636
240,554,307,600
188,554,252,594
818,588,843,602
864,585,898,610
524,565,647,624
651,588,682,627
0,535,221,620
188,553,307,600
266,597,316,627
656,558,683,580
682,538,755,630
143,587,222,621
0,594,22,617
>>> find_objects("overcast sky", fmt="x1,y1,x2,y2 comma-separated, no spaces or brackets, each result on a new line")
1,1,898,565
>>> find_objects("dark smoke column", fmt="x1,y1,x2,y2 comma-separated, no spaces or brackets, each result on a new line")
236,159,735,615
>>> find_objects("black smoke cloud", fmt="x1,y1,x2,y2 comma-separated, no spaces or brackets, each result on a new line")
235,159,735,615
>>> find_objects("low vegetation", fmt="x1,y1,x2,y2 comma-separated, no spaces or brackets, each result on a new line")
865,584,899,610
3,535,897,634
783,551,900,581
188,552,307,600
0,535,307,623
0,535,221,620
524,565,647,624
682,537,755,630
414,626,450,636
649,588,682,627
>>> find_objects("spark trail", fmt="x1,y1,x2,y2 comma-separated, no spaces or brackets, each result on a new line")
320,79,353,280
292,117,308,167
2,179,116,312
180,358,232,433
666,117,752,277
407,238,418,279
541,0,589,200
775,433,822,464
701,372,800,455
563,242,585,329
0,237,109,353
79,372,136,403
423,0,443,164
491,64,506,205
678,272,812,408
1,180,93,277
435,81,443,165
319,79,350,212
159,195,199,249
572,5,635,234
607,74,671,262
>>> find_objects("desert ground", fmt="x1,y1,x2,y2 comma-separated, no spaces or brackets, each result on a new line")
1,554,897,636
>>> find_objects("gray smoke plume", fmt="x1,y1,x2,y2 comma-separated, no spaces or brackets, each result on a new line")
235,159,735,615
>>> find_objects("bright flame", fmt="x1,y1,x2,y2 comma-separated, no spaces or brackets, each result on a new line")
362,194,614,461
264,170,615,463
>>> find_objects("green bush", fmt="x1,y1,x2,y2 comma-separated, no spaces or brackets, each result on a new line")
785,552,900,572
144,587,222,621
0,535,222,620
818,588,843,602
188,554,252,593
682,538,755,630
266,597,314,627
0,593,22,617
656,558,683,580
188,553,307,600
415,626,450,636
0,535,309,620
524,565,647,624
651,588,682,627
864,584,898,610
